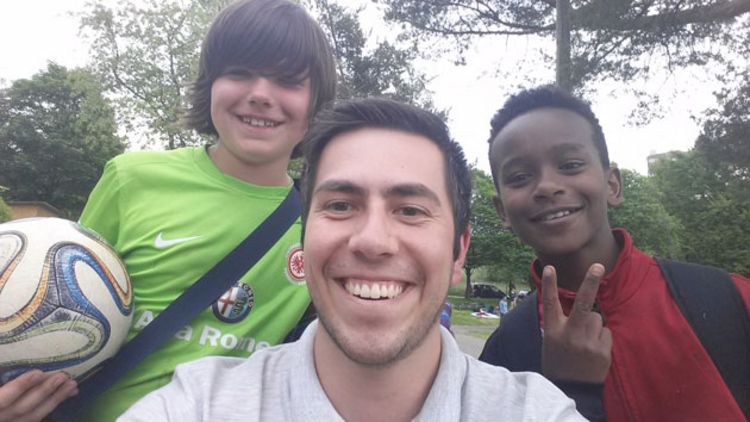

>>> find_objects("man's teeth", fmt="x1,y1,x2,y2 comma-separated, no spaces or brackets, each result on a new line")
240,117,278,127
345,281,404,300
542,210,573,221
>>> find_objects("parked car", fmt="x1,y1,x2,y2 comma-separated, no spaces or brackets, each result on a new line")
472,283,506,299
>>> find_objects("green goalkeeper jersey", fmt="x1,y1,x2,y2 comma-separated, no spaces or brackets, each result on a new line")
79,147,309,421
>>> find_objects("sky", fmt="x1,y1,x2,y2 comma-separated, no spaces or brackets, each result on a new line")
0,0,723,175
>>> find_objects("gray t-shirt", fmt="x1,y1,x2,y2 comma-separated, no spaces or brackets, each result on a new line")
119,321,584,421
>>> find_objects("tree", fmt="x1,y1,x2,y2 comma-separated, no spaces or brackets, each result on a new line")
80,0,440,150
304,0,441,113
0,63,125,219
651,150,750,275
695,35,750,189
466,169,534,298
608,168,682,257
0,196,11,223
79,0,228,149
375,0,750,92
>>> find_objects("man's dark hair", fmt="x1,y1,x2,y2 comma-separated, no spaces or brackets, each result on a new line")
487,85,610,187
184,0,336,156
301,98,472,259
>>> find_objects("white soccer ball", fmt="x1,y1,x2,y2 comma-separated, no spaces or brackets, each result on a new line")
0,217,133,382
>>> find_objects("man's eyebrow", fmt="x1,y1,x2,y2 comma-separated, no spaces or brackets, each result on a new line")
385,183,440,204
313,179,366,196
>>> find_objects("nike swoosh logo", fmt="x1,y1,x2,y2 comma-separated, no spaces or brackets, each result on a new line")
154,232,201,249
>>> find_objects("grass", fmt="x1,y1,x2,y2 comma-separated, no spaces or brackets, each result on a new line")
451,309,500,327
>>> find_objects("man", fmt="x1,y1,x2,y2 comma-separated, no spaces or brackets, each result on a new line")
118,98,584,421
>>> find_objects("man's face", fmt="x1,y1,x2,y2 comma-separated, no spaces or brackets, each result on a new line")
304,127,468,367
489,108,621,259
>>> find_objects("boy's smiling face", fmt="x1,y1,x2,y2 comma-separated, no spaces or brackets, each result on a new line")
489,107,622,260
209,71,311,182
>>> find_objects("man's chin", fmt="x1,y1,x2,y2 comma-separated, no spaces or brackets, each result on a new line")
319,318,418,368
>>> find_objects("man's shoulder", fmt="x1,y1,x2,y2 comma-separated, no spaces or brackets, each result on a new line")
172,343,298,387
463,357,584,420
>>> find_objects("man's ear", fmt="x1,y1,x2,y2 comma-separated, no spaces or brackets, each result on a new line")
607,166,624,208
450,227,471,286
492,194,511,228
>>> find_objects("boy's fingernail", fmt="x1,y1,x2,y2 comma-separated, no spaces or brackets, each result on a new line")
590,264,604,277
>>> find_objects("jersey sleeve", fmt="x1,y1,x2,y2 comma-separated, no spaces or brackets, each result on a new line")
79,159,122,247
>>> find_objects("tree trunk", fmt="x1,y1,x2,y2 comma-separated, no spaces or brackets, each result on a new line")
556,0,573,91
464,268,473,299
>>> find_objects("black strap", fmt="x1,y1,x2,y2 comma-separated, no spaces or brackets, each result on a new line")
479,291,541,372
53,187,301,420
656,257,750,417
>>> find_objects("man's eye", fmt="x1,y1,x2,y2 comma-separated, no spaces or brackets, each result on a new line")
397,206,426,217
325,201,352,212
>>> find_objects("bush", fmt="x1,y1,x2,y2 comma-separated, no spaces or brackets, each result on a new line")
0,197,11,223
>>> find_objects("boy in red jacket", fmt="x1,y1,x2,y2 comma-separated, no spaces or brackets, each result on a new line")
480,85,750,421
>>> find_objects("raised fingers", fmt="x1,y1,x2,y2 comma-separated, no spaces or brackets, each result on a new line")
568,263,605,325
541,265,564,329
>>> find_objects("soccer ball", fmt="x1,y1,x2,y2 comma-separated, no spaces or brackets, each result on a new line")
0,218,133,383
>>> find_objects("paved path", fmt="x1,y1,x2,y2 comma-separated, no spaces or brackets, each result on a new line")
452,325,496,358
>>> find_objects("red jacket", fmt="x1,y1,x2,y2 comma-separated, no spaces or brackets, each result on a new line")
532,229,750,421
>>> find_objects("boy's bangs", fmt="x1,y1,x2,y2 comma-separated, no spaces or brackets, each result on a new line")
219,13,315,81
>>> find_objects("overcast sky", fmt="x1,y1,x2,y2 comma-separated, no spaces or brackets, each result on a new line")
0,0,722,175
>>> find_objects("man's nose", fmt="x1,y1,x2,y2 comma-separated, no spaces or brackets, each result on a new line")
347,209,399,260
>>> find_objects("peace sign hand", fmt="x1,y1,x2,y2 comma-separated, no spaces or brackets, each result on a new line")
541,264,612,383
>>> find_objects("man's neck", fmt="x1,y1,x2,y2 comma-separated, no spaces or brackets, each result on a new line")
313,325,443,422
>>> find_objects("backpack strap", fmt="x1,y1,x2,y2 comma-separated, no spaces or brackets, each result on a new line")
479,291,542,372
656,257,750,416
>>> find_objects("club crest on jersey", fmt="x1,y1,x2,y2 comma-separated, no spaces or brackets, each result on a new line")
213,281,255,323
285,244,305,284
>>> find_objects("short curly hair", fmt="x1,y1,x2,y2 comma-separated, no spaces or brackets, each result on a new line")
487,85,610,188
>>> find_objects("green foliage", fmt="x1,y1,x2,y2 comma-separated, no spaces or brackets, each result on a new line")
0,63,125,219
0,196,11,223
651,150,750,276
466,168,534,297
608,169,682,257
80,0,441,150
305,0,443,115
79,0,227,149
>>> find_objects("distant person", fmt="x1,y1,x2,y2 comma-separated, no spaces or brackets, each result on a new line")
0,1,336,421
118,98,585,421
498,297,509,317
479,85,750,421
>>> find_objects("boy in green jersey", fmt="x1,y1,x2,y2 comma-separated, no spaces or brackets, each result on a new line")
0,1,336,421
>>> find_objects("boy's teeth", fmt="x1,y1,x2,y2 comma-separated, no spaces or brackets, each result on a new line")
241,117,277,127
345,281,404,300
542,210,572,221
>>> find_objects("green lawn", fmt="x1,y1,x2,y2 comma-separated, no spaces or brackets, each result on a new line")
451,309,501,327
